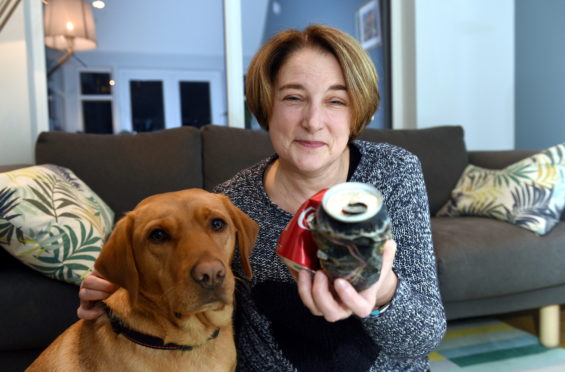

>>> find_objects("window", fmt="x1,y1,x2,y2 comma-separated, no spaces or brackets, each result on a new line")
116,69,225,132
82,101,113,134
79,71,115,134
129,80,165,132
180,81,212,128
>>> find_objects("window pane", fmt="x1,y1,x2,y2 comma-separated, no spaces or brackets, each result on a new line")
180,81,211,128
81,72,112,95
82,101,113,134
130,81,165,132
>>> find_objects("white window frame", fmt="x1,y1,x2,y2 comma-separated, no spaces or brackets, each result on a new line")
64,66,117,133
115,68,226,133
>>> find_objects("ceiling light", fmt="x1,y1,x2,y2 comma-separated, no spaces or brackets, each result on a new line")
44,0,97,76
92,0,105,9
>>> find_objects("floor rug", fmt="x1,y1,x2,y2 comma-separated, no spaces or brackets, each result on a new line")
430,318,565,371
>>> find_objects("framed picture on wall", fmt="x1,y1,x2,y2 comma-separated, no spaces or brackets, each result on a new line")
356,0,382,50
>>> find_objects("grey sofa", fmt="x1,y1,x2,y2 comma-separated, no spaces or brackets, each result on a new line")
1,124,564,371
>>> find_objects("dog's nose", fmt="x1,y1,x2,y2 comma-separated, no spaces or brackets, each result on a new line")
191,260,226,289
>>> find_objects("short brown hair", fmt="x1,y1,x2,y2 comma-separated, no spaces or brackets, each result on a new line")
245,25,380,139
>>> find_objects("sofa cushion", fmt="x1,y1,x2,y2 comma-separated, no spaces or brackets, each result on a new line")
201,125,274,191
35,127,203,218
0,249,78,350
202,125,468,214
432,217,565,302
468,150,538,169
437,142,565,235
0,164,32,173
358,126,468,215
0,165,114,285
469,150,565,222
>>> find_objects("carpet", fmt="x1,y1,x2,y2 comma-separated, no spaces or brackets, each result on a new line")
430,318,565,371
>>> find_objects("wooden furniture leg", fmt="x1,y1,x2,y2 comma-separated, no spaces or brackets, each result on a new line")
539,304,560,348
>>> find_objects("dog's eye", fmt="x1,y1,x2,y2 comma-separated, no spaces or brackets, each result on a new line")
148,229,170,243
211,218,226,232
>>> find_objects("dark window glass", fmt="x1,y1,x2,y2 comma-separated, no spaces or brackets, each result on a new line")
130,81,165,132
82,101,113,134
81,72,112,95
180,81,211,128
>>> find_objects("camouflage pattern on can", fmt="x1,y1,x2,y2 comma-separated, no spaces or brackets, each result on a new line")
309,182,392,291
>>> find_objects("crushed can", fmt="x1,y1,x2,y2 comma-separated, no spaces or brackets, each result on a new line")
277,182,392,291
276,189,327,274
310,182,392,290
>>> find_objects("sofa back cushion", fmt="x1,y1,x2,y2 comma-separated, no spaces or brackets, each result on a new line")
358,126,468,215
35,127,203,218
202,125,468,215
201,125,274,191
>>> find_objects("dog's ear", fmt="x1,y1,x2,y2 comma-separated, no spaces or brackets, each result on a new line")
94,213,140,305
220,196,258,279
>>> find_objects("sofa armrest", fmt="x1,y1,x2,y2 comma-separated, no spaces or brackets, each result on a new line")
0,164,32,173
469,150,565,222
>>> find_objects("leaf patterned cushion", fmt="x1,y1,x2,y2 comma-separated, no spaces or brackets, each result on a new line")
0,165,114,285
437,142,565,236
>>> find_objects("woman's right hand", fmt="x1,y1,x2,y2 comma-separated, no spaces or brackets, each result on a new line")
77,269,119,320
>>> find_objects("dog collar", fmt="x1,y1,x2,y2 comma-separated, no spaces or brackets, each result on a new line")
104,305,220,351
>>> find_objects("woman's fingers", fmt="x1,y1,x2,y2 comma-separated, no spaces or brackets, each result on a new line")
77,299,105,320
373,240,398,306
79,285,114,302
297,270,323,316
299,270,370,320
310,271,352,322
79,271,119,301
77,270,119,320
297,239,398,321
335,240,398,317
83,270,119,293
333,278,376,318
380,240,396,276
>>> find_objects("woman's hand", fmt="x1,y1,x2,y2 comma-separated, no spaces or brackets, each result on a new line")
296,239,398,322
77,269,119,320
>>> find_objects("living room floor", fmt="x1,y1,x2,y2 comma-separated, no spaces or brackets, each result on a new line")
497,305,565,348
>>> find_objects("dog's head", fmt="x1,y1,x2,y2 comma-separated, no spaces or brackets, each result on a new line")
94,189,258,319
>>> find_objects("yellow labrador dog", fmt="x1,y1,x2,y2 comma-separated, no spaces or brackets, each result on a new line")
27,189,258,372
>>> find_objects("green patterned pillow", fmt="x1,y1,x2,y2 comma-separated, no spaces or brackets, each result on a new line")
437,142,565,235
0,165,114,285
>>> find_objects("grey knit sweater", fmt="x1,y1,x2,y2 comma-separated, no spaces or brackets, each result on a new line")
214,140,446,372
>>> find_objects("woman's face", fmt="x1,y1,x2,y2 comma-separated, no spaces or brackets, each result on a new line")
268,47,351,175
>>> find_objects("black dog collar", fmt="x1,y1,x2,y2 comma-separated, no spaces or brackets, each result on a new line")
104,305,220,351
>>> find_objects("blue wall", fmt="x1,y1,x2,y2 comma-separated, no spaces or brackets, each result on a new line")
516,0,565,149
261,0,389,129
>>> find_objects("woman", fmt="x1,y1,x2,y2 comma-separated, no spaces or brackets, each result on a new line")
79,25,446,371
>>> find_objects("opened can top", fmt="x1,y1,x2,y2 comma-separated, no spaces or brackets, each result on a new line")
321,182,383,223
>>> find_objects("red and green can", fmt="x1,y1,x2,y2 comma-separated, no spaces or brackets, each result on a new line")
277,182,392,290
